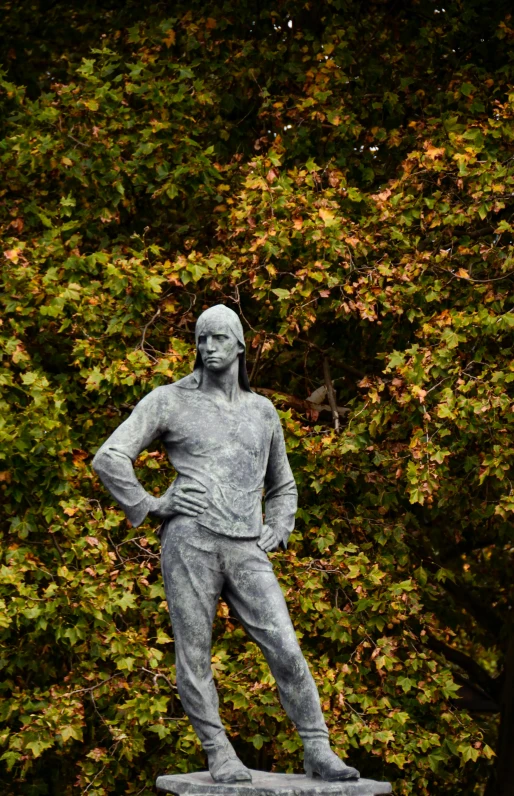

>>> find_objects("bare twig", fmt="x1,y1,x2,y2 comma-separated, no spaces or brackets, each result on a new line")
249,341,263,383
140,666,177,691
68,133,89,149
136,308,161,358
64,671,124,698
323,357,340,433
50,533,65,563
82,763,108,794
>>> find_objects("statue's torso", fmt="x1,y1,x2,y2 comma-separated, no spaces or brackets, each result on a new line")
161,383,277,538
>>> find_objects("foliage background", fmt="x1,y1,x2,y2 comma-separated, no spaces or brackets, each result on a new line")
1,0,514,794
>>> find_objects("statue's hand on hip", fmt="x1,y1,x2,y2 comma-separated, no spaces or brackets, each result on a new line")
148,483,208,519
257,524,281,552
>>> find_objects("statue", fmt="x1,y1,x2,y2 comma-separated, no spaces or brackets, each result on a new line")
92,305,360,785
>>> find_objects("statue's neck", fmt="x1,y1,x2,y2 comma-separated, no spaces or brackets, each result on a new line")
199,360,242,404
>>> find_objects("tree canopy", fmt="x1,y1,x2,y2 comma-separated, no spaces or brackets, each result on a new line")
1,1,514,794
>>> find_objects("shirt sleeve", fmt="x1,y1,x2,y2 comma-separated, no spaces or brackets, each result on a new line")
91,387,167,528
264,408,298,549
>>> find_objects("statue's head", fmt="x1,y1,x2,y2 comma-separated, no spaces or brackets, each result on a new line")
194,305,251,390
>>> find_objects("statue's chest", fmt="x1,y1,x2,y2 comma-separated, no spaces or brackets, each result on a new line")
167,398,269,461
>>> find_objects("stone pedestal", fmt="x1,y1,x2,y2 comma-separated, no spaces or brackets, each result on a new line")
155,771,392,796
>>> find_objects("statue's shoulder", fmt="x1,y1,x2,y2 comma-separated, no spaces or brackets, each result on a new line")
138,377,194,407
148,374,201,407
169,372,200,392
247,390,279,419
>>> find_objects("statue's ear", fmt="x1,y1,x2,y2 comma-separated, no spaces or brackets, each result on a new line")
237,341,245,355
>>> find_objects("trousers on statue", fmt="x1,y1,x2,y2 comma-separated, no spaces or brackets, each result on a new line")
160,517,329,751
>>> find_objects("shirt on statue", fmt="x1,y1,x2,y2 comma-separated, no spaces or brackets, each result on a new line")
92,372,298,546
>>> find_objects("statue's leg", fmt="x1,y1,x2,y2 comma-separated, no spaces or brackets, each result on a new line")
161,519,252,783
222,537,359,781
221,539,328,736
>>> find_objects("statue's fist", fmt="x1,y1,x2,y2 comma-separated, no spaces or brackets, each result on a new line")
149,483,208,519
257,524,282,552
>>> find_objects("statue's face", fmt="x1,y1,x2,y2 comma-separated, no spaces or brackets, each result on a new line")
197,320,244,373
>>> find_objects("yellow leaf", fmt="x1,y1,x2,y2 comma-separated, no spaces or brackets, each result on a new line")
163,30,176,47
456,268,470,279
424,144,445,160
319,208,337,226
61,157,73,166
4,248,21,262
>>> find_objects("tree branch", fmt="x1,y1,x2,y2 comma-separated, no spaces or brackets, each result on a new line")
255,388,349,418
323,356,340,433
438,575,504,639
414,523,504,638
249,341,263,383
427,634,502,700
297,338,366,378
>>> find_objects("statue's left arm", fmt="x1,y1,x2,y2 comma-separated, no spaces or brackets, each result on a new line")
263,409,298,549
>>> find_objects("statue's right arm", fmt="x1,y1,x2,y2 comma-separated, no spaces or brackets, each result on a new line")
91,387,167,528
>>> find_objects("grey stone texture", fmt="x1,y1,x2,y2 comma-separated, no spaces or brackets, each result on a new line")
155,771,393,796
93,305,388,786
160,520,329,747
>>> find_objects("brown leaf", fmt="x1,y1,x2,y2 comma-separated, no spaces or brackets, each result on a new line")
10,217,24,233
72,449,88,465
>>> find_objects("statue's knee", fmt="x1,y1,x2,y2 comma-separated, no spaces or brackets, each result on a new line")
272,642,306,680
176,647,212,681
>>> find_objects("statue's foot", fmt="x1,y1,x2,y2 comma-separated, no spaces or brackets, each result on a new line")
207,741,252,783
304,740,360,782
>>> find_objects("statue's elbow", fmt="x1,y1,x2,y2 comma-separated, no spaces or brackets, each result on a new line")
91,450,108,478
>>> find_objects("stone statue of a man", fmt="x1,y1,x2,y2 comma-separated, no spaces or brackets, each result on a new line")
93,305,359,785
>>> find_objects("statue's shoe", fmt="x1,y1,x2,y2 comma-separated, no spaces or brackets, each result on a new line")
207,743,252,783
304,741,360,782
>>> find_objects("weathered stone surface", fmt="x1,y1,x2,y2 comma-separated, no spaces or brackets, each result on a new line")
155,771,392,796
92,306,346,773
95,304,388,782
